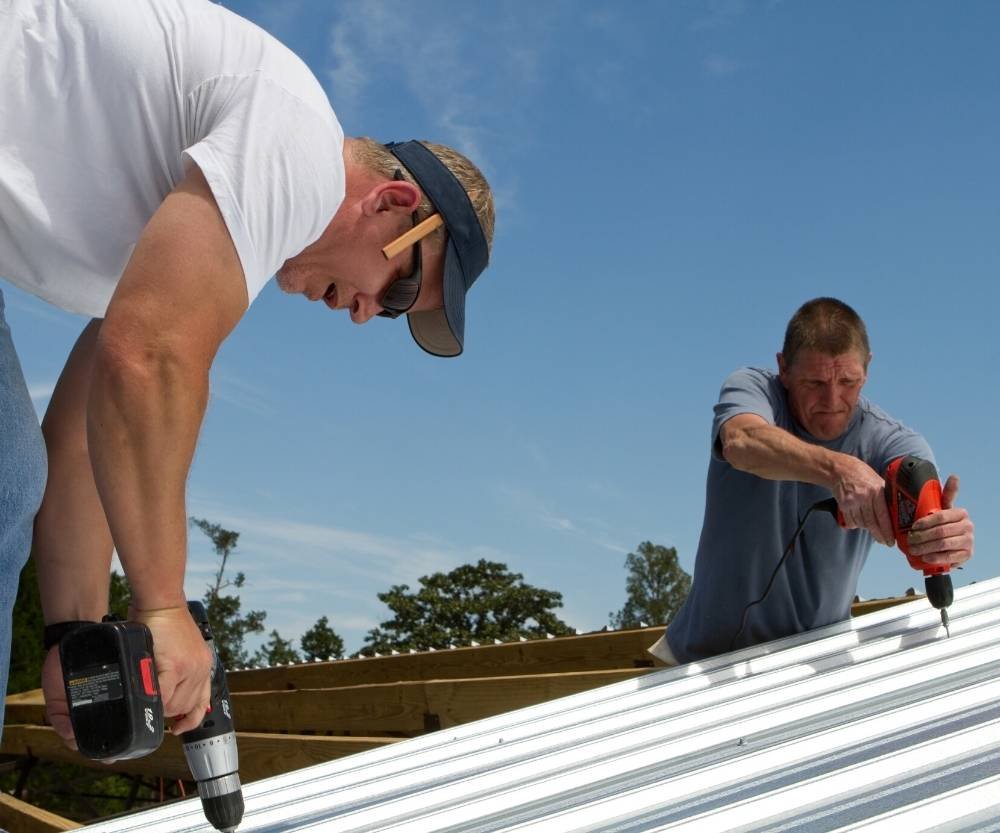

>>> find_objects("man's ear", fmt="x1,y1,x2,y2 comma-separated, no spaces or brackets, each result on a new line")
359,179,421,217
777,352,790,386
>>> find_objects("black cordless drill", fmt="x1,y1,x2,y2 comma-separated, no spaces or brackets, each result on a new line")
59,601,244,831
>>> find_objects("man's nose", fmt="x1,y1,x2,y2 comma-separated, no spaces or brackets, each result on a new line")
351,294,383,324
819,384,838,406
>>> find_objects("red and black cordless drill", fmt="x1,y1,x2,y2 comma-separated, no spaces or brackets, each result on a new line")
884,456,953,635
819,455,953,635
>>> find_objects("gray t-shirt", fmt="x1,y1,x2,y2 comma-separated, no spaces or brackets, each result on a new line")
667,367,933,663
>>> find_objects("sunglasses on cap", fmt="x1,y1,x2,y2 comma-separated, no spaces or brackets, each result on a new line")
376,170,444,319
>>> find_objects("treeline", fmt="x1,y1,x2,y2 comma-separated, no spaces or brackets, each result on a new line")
10,520,692,692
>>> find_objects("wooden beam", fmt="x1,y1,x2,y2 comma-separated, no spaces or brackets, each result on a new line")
5,668,651,737
0,725,398,783
233,667,651,735
4,690,45,725
0,792,81,833
227,627,667,692
6,596,914,720
851,595,919,616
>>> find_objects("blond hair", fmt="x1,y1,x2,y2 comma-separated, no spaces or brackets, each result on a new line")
351,137,495,255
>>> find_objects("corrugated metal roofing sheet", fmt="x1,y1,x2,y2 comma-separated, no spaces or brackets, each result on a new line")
84,576,1000,833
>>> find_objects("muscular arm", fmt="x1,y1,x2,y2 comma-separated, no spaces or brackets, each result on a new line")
37,164,247,736
719,413,895,544
89,165,246,610
35,320,114,627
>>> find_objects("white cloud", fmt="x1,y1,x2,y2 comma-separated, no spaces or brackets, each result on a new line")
209,370,276,417
499,485,629,555
28,381,55,403
327,17,369,107
691,0,747,31
190,509,468,588
3,294,82,329
704,53,744,77
182,501,532,651
322,3,556,176
25,380,55,420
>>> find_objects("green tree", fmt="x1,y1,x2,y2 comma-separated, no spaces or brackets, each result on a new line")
8,559,130,694
8,554,44,694
610,541,691,629
108,569,131,619
253,629,300,666
300,615,344,661
363,559,573,654
189,517,266,668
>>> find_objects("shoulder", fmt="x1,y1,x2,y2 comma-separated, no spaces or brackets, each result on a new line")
183,3,337,127
720,367,782,399
851,396,935,465
855,396,910,434
712,367,784,452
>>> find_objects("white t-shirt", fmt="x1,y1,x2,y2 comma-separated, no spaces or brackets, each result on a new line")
0,0,345,317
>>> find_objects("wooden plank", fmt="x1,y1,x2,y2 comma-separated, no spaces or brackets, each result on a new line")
851,595,919,616
227,627,667,692
6,669,651,737
4,690,45,725
0,725,398,783
6,597,912,719
232,668,652,735
0,792,81,833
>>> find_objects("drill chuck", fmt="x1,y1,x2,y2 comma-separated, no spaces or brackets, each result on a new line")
184,601,244,832
924,573,954,610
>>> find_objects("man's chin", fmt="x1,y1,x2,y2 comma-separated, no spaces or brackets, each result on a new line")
810,419,849,441
275,272,298,294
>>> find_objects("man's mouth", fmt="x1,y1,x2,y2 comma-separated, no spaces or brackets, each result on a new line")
323,283,338,309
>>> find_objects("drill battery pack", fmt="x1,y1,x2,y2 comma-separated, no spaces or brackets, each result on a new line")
59,619,164,760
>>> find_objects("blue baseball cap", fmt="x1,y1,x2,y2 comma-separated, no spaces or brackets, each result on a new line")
385,141,490,357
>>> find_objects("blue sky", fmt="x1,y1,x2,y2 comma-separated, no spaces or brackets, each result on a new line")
5,0,998,659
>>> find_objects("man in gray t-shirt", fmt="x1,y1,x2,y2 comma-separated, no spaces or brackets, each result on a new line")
659,298,975,664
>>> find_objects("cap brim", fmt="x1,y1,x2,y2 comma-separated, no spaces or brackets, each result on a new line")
407,237,465,357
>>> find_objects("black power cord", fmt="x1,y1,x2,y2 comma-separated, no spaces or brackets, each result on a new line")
728,499,838,652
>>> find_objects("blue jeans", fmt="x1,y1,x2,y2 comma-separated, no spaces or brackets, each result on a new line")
0,289,48,734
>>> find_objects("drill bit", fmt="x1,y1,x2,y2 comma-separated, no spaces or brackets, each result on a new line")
940,607,951,638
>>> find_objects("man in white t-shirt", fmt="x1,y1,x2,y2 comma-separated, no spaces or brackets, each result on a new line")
0,0,495,746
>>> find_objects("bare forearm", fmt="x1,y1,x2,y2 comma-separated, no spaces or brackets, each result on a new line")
721,422,844,489
35,320,114,624
87,340,207,611
721,417,893,542
35,450,113,623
